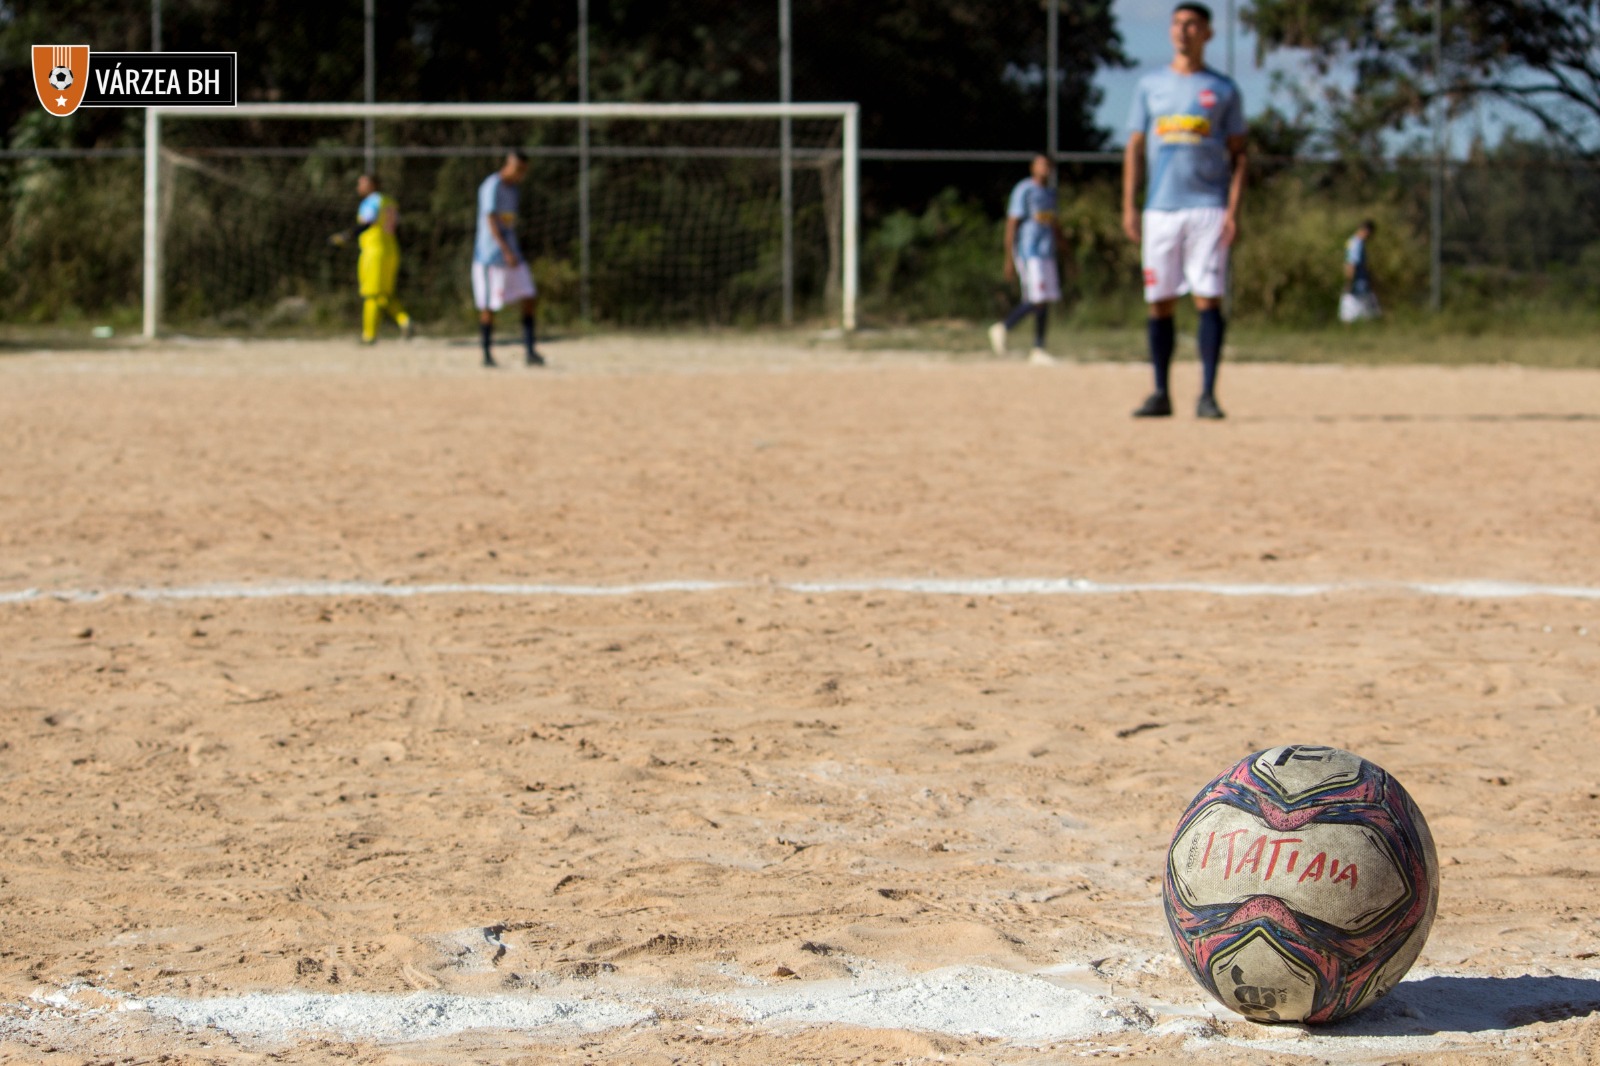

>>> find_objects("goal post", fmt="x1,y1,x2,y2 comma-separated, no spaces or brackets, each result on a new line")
142,101,859,338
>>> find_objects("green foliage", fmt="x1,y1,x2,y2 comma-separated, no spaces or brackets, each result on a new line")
864,188,1005,321
1054,178,1143,326
1444,136,1600,273
1,154,141,323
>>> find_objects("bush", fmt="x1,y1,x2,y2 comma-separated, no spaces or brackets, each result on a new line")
862,188,1006,322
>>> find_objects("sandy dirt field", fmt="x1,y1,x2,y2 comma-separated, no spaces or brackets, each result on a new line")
1,335,1598,1064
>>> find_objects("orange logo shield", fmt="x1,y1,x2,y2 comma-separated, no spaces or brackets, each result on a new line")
33,45,91,116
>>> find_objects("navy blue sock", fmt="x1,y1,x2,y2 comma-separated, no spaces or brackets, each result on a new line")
1004,301,1037,331
480,321,493,357
1147,316,1176,395
522,314,536,354
1033,307,1049,349
1198,308,1225,396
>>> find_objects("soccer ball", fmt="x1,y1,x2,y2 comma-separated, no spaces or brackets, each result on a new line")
49,66,73,91
1163,745,1438,1024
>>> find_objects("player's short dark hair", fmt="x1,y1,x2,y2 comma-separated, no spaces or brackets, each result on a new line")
1174,2,1213,22
509,149,530,164
1361,218,1377,233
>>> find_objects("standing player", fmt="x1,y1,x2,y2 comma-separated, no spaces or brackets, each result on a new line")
473,150,541,368
989,154,1066,365
331,174,412,345
1122,2,1248,419
1340,219,1381,323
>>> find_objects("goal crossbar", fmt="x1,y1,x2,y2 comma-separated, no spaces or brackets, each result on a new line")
142,101,860,336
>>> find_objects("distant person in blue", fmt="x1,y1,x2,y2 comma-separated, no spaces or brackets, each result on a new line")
1122,1,1248,419
473,150,541,368
1340,220,1381,323
989,154,1066,365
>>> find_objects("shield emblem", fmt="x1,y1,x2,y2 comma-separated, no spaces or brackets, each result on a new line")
33,45,91,116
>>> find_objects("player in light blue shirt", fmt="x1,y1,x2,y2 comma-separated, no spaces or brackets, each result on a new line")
1122,2,1248,420
989,154,1066,363
1345,221,1373,296
472,150,541,368
1340,219,1381,322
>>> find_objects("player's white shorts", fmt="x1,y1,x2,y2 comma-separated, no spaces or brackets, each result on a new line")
472,260,538,312
1339,292,1381,323
1015,257,1061,305
1141,207,1229,302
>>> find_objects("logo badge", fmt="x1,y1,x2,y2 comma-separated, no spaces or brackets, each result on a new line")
33,44,90,116
1198,89,1218,110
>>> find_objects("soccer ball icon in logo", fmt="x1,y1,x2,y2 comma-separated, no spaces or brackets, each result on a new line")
1163,745,1438,1024
49,66,74,91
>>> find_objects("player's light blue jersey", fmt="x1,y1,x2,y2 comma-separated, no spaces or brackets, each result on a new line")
474,173,522,266
1128,66,1246,212
1007,178,1058,260
1346,234,1372,295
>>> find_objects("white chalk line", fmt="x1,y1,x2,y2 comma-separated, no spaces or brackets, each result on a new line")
3,576,1600,606
12,964,1600,1053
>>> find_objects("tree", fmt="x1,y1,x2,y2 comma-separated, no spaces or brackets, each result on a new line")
1244,0,1600,152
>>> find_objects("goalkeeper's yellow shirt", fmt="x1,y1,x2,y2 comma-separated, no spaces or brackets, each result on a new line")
356,192,400,296
357,192,400,255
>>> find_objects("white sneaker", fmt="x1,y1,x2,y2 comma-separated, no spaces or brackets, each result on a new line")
987,322,1007,357
1028,347,1058,366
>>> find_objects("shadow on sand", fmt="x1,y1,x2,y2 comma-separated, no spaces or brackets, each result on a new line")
1323,974,1600,1037
1231,411,1600,425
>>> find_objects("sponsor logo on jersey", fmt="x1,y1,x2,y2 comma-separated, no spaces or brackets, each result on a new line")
1198,88,1218,109
1155,113,1213,144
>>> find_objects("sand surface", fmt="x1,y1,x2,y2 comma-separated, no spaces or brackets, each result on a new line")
1,335,1598,1064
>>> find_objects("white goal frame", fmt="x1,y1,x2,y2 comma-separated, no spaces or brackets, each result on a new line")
142,101,860,337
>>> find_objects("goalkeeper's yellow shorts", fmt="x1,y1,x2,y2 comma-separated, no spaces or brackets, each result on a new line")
358,241,401,298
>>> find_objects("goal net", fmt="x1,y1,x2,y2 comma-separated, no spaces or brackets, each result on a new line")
142,103,858,337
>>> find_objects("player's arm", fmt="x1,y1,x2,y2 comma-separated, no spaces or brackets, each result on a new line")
329,204,378,248
1222,134,1248,246
329,219,374,247
486,211,519,268
1122,132,1145,244
1003,215,1019,280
